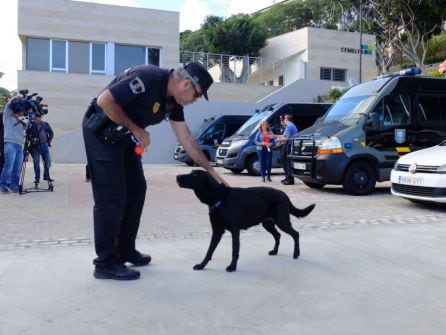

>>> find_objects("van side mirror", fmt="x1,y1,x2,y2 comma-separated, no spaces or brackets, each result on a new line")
366,112,380,131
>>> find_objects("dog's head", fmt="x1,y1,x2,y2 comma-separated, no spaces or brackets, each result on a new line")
177,170,227,206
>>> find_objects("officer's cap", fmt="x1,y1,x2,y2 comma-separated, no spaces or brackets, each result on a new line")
184,62,213,101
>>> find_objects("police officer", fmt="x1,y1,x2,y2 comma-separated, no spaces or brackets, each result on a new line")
82,62,227,280
276,114,298,185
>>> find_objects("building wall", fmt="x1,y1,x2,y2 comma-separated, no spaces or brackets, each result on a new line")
259,27,376,86
18,0,179,66
307,27,376,84
260,29,309,68
18,0,179,135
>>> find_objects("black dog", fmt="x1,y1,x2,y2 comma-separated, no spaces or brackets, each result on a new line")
176,170,315,272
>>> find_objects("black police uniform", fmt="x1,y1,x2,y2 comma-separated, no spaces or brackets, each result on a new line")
82,64,185,266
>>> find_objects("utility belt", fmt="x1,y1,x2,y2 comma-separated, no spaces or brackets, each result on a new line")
84,98,130,143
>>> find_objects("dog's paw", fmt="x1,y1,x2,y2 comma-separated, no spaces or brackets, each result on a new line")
268,250,278,256
193,264,205,270
226,265,237,272
293,253,300,259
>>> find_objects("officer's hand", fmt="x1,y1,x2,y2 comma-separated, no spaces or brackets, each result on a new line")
133,128,150,148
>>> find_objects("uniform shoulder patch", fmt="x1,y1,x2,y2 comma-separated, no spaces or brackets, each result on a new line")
129,77,145,94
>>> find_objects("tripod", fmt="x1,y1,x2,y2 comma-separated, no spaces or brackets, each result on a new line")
18,124,54,194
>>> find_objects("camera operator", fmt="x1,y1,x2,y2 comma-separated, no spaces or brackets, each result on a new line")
0,97,30,193
27,114,54,183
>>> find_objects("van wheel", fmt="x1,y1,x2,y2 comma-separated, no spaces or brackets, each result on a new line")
246,156,261,176
303,181,325,189
229,168,243,174
343,161,376,195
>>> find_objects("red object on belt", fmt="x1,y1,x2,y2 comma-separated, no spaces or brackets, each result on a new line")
263,131,270,144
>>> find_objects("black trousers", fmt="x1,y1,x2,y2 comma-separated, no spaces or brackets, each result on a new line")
280,143,293,179
82,115,147,265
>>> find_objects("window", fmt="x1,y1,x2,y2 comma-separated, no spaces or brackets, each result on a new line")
51,40,67,72
69,41,89,74
26,38,50,71
115,44,145,74
372,94,411,129
91,43,106,74
418,95,446,128
147,48,160,66
320,67,346,82
26,38,159,75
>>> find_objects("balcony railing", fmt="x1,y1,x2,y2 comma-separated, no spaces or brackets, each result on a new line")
180,51,305,87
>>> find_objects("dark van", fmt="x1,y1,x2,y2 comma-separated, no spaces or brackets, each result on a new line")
289,69,446,195
173,114,250,165
215,103,332,175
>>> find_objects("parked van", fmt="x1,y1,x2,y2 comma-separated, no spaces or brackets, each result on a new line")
173,114,250,165
289,68,446,195
215,103,331,175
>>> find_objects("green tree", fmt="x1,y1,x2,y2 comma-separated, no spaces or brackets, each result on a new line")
369,0,446,69
0,87,10,111
201,14,268,83
252,1,313,38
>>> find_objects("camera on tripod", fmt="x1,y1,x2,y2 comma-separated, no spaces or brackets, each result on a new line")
13,89,54,194
10,89,49,125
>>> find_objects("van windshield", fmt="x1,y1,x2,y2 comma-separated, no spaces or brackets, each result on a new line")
193,118,215,137
323,95,374,126
322,78,390,126
235,105,275,136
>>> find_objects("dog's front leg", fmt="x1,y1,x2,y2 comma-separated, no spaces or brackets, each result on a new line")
226,229,240,272
194,227,224,270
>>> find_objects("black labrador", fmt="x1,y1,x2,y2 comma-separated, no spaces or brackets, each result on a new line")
176,170,315,272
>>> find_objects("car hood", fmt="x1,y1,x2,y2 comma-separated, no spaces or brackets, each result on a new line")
299,122,349,138
398,145,446,165
222,134,246,144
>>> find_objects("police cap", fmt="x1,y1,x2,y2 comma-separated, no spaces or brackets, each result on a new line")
184,62,213,100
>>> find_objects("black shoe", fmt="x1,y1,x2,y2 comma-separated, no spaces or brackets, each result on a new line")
283,178,295,185
281,177,288,183
267,177,272,182
94,263,140,280
121,250,152,266
262,177,266,182
44,177,54,182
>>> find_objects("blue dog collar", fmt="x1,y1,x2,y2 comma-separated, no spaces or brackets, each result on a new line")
209,200,222,213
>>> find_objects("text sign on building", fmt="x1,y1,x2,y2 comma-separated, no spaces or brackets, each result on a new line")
341,44,374,55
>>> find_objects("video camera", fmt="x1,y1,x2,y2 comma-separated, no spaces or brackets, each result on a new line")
10,89,49,124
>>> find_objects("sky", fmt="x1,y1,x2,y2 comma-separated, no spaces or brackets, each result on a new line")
0,0,277,91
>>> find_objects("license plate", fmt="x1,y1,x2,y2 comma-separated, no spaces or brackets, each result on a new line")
216,159,223,165
398,175,424,186
293,162,306,170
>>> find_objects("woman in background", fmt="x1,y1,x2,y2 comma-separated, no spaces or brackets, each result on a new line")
254,120,274,182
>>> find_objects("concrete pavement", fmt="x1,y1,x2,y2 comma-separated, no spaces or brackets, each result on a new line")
1,164,446,335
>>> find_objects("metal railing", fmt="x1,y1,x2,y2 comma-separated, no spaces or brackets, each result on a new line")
180,51,302,86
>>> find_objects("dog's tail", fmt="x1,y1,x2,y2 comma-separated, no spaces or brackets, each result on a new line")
290,203,315,218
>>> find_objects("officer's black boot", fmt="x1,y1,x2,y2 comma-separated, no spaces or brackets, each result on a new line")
94,263,140,280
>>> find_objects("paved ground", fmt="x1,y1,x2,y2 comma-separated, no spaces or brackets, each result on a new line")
1,164,446,335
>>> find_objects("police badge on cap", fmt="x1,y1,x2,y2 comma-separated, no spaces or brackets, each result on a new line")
184,62,213,100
